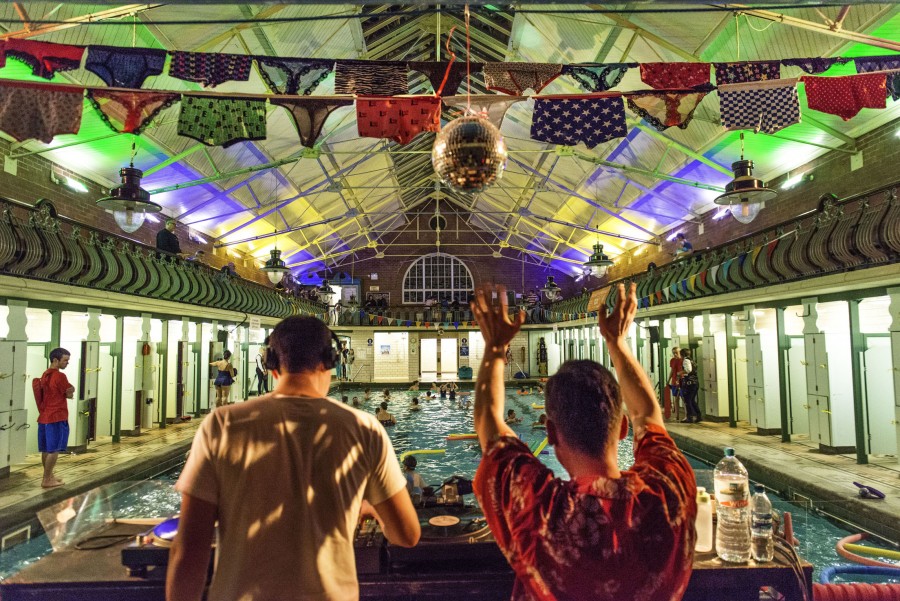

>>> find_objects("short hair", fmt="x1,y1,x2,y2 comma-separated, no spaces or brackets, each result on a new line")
380,401,388,410
507,409,515,417
403,455,417,469
268,316,334,374
676,232,686,239
49,347,70,362
545,360,622,456
166,218,176,226
680,348,692,358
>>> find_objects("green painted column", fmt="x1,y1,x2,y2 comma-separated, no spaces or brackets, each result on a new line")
112,316,124,443
49,310,61,357
775,308,792,443
847,301,868,465
725,314,737,428
657,320,668,406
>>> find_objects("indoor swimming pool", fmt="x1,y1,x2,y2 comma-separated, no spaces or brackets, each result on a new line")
0,387,895,583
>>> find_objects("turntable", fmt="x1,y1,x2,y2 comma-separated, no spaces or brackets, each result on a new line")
121,517,196,578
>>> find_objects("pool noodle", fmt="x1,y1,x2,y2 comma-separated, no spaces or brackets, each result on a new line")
398,449,446,463
844,543,900,561
836,534,900,568
532,404,544,410
531,437,549,456
447,433,478,440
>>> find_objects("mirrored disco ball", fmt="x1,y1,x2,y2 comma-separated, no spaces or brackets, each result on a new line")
432,115,508,193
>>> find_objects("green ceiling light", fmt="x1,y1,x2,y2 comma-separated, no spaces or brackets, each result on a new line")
261,248,289,285
584,242,614,278
714,133,776,225
95,166,161,234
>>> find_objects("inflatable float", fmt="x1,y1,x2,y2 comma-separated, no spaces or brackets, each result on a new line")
837,534,900,568
398,449,446,463
446,433,478,440
532,404,545,410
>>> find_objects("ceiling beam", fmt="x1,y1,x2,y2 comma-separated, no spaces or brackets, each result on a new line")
588,6,703,62
0,4,163,39
735,5,900,52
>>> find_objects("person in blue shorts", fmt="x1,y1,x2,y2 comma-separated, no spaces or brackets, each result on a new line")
36,348,75,488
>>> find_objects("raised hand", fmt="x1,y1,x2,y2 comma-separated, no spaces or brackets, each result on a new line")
597,282,637,344
470,285,525,351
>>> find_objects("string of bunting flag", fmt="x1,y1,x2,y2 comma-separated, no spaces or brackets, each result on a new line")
0,38,896,149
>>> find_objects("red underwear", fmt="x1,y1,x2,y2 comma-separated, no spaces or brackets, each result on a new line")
86,89,179,135
356,96,441,145
803,73,886,120
5,39,85,80
640,62,711,90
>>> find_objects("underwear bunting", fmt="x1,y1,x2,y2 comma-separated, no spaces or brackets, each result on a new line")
719,78,800,134
408,62,482,96
441,94,526,128
256,57,333,95
780,57,847,75
84,46,167,89
356,96,441,145
626,91,707,131
640,62,711,90
483,62,562,95
335,61,409,96
531,96,627,148
5,39,85,80
169,51,253,87
271,97,354,148
87,89,180,135
0,81,83,143
854,56,900,101
177,95,267,147
802,72,887,121
562,63,636,93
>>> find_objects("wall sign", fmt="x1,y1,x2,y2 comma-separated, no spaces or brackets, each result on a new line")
460,344,469,357
367,338,373,346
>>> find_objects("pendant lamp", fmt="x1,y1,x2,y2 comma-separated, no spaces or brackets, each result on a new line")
96,166,161,233
584,242,614,278
261,248,289,285
541,276,562,302
318,280,336,304
714,133,776,224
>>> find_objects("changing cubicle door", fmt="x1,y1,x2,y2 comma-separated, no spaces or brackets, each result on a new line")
78,341,100,443
0,411,9,470
0,341,27,412
734,339,750,423
804,334,830,396
786,339,809,436
864,336,896,456
9,409,28,465
808,394,832,446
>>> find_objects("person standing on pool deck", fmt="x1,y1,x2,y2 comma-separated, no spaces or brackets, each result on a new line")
470,283,697,601
167,316,420,601
36,347,75,488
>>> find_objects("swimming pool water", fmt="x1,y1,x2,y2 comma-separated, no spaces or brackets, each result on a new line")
1,386,894,583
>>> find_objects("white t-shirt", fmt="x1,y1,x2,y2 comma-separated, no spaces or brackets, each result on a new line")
176,394,407,601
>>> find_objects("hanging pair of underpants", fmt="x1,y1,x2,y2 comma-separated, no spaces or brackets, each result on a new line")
177,95,266,148
640,62,710,90
626,91,707,131
483,62,562,95
780,57,847,75
714,61,781,85
271,97,353,148
531,95,627,149
407,61,481,96
0,81,83,143
356,96,441,145
718,78,800,134
256,57,333,95
84,46,167,88
5,39,85,80
335,60,408,96
803,73,887,121
87,89,179,135
562,63,636,93
855,56,900,101
169,51,252,87
441,94,525,128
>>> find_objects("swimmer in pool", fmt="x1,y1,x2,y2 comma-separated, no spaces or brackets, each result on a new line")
376,401,396,426
352,396,360,407
505,409,522,424
410,397,421,411
532,414,547,428
363,387,372,400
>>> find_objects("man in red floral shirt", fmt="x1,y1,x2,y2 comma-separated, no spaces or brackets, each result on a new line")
471,283,696,601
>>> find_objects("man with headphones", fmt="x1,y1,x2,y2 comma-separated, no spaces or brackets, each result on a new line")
168,316,420,601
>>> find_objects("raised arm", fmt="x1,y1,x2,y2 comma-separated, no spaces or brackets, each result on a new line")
598,283,664,440
470,286,525,452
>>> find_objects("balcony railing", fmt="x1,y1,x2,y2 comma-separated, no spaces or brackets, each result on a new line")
547,182,900,321
0,198,326,319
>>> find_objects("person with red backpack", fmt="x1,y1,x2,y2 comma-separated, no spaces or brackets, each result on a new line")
34,347,75,488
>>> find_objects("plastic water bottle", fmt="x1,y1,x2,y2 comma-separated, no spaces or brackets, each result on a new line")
751,484,774,562
695,487,713,553
714,447,750,562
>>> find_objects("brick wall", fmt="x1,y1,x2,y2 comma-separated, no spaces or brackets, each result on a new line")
0,139,273,286
598,120,900,282
346,199,581,305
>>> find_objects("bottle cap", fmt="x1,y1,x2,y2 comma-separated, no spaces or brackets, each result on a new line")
697,490,710,503
754,484,765,493
697,486,706,493
724,447,735,457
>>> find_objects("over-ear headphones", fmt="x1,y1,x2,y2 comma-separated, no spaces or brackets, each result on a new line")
264,331,342,371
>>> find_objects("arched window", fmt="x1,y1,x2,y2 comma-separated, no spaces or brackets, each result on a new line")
402,253,474,304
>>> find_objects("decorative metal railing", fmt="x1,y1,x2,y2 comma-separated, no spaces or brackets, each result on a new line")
0,198,326,319
546,182,900,321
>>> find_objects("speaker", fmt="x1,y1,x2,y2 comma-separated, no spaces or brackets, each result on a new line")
217,330,229,343
648,326,660,344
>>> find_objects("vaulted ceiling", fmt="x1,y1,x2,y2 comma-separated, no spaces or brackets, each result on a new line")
1,2,898,280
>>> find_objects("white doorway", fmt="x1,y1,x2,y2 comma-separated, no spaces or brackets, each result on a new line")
96,345,115,438
440,338,458,378
786,337,809,437
864,336,896,456
420,338,438,380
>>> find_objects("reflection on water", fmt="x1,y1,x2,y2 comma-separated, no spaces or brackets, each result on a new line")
1,387,891,583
